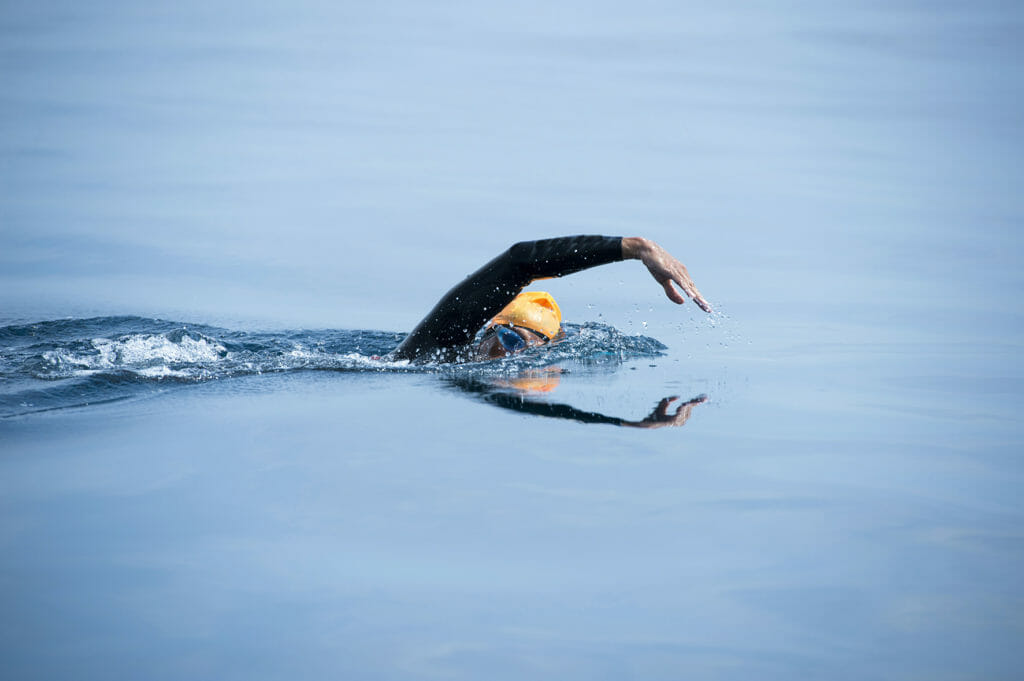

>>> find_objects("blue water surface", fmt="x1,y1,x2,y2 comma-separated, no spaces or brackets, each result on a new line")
2,1,1023,679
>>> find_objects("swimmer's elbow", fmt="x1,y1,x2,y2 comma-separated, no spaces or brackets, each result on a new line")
506,240,536,265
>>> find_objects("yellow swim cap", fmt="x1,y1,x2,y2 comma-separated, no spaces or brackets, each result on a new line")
488,291,562,339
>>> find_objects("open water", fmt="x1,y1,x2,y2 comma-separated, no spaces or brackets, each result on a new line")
2,1,1023,679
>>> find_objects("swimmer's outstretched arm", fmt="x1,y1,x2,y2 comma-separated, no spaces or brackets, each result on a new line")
393,235,710,361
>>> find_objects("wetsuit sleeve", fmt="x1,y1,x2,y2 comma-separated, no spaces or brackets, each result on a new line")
393,235,623,361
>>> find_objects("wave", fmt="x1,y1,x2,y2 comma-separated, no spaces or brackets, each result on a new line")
0,316,665,417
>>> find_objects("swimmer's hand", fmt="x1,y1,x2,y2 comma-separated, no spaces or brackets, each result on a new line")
622,394,707,429
622,237,712,313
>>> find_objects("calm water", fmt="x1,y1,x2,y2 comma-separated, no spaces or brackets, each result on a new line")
2,1,1023,679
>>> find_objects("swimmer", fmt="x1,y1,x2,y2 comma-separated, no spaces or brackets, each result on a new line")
392,235,711,362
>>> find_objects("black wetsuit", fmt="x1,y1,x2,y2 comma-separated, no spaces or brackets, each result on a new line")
393,235,623,361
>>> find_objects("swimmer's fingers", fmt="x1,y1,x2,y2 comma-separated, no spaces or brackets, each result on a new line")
658,269,711,312
659,278,687,305
688,286,712,314
639,240,712,313
668,263,712,313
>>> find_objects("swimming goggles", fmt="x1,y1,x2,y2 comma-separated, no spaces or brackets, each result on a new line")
486,325,548,353
494,325,528,352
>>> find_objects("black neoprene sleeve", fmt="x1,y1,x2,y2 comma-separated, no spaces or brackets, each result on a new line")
392,235,623,361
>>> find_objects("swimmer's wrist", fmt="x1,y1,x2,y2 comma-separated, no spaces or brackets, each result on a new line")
621,237,652,260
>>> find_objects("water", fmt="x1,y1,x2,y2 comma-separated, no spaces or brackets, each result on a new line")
0,316,668,418
2,1,1023,679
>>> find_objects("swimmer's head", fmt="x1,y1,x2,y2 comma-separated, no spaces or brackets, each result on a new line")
477,291,561,359
490,291,562,338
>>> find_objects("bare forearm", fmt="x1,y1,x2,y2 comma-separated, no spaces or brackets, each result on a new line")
621,236,652,260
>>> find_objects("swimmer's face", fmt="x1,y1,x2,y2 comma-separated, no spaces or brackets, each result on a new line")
477,325,547,359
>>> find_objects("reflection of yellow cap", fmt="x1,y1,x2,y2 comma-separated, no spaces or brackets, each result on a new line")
488,291,562,339
493,368,562,393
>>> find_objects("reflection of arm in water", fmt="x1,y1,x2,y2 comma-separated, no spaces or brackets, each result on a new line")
618,395,707,429
475,389,707,429
393,235,711,361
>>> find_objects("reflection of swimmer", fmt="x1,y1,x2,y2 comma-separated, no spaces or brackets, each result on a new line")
391,236,711,363
447,376,707,428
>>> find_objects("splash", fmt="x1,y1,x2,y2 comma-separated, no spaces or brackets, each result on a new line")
0,317,665,417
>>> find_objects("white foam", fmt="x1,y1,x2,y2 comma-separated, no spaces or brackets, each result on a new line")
136,366,193,379
40,333,227,375
94,334,226,365
42,349,93,368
